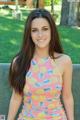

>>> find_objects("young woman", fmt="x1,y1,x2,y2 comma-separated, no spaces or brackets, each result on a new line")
7,9,74,120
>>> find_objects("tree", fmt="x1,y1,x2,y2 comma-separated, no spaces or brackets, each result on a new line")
36,0,44,8
60,0,69,25
26,0,44,8
77,2,80,26
36,0,39,8
60,0,80,26
51,0,54,13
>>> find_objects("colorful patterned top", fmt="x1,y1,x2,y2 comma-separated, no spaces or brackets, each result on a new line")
18,55,67,120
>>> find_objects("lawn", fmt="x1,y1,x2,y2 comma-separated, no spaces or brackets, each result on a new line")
0,8,80,64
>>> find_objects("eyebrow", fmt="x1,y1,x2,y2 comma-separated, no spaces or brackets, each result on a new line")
31,26,49,29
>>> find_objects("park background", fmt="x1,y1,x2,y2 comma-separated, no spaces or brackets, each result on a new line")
0,0,80,120
0,0,80,63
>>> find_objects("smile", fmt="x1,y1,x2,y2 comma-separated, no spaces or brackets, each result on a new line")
37,40,44,42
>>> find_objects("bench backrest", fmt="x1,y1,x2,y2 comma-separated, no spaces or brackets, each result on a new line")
0,63,80,120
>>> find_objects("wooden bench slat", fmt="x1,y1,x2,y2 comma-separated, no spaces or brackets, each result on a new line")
0,1,15,5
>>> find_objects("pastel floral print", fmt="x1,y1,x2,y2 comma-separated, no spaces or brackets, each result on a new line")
18,56,67,120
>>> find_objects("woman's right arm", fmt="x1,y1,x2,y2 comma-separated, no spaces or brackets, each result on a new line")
7,89,23,120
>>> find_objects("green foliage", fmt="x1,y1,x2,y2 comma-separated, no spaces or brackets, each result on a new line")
54,0,61,4
44,0,51,6
44,0,61,6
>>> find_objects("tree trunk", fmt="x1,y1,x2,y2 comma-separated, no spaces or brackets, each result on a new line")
60,0,69,25
36,0,44,8
77,2,80,26
36,0,39,8
68,2,77,26
51,0,54,13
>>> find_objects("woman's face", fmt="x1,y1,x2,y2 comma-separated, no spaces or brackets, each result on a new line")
31,18,51,49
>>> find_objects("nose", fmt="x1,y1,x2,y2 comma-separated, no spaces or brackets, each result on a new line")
38,31,43,37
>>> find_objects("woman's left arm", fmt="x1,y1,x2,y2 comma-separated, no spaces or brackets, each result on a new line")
62,56,74,120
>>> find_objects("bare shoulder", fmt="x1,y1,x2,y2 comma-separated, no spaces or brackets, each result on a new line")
54,52,72,74
60,54,72,64
54,52,72,64
58,53,72,72
62,54,72,70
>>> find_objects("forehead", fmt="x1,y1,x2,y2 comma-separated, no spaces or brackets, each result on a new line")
31,18,50,28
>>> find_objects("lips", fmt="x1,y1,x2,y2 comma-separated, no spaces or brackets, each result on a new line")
37,40,44,42
38,40,44,42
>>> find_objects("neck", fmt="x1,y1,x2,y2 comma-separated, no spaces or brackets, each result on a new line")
34,47,49,58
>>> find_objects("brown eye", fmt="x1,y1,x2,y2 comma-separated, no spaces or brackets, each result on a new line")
42,28,48,31
31,29,37,32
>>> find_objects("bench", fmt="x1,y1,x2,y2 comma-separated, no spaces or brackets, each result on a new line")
0,63,80,120
0,1,15,5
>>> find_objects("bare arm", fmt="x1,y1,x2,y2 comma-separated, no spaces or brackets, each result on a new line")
62,56,74,120
7,90,23,120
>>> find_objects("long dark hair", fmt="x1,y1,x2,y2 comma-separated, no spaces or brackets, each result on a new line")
9,9,63,95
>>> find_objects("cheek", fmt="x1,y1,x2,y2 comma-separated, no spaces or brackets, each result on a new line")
31,33,35,42
31,33,37,40
46,31,51,40
31,33,38,44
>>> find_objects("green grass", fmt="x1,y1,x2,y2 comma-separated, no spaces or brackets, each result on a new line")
58,26,80,64
0,9,29,63
0,8,80,63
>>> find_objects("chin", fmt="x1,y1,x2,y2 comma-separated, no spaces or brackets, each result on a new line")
37,45,48,49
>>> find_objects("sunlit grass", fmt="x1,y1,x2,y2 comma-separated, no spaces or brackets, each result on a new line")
0,9,80,63
58,26,80,64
